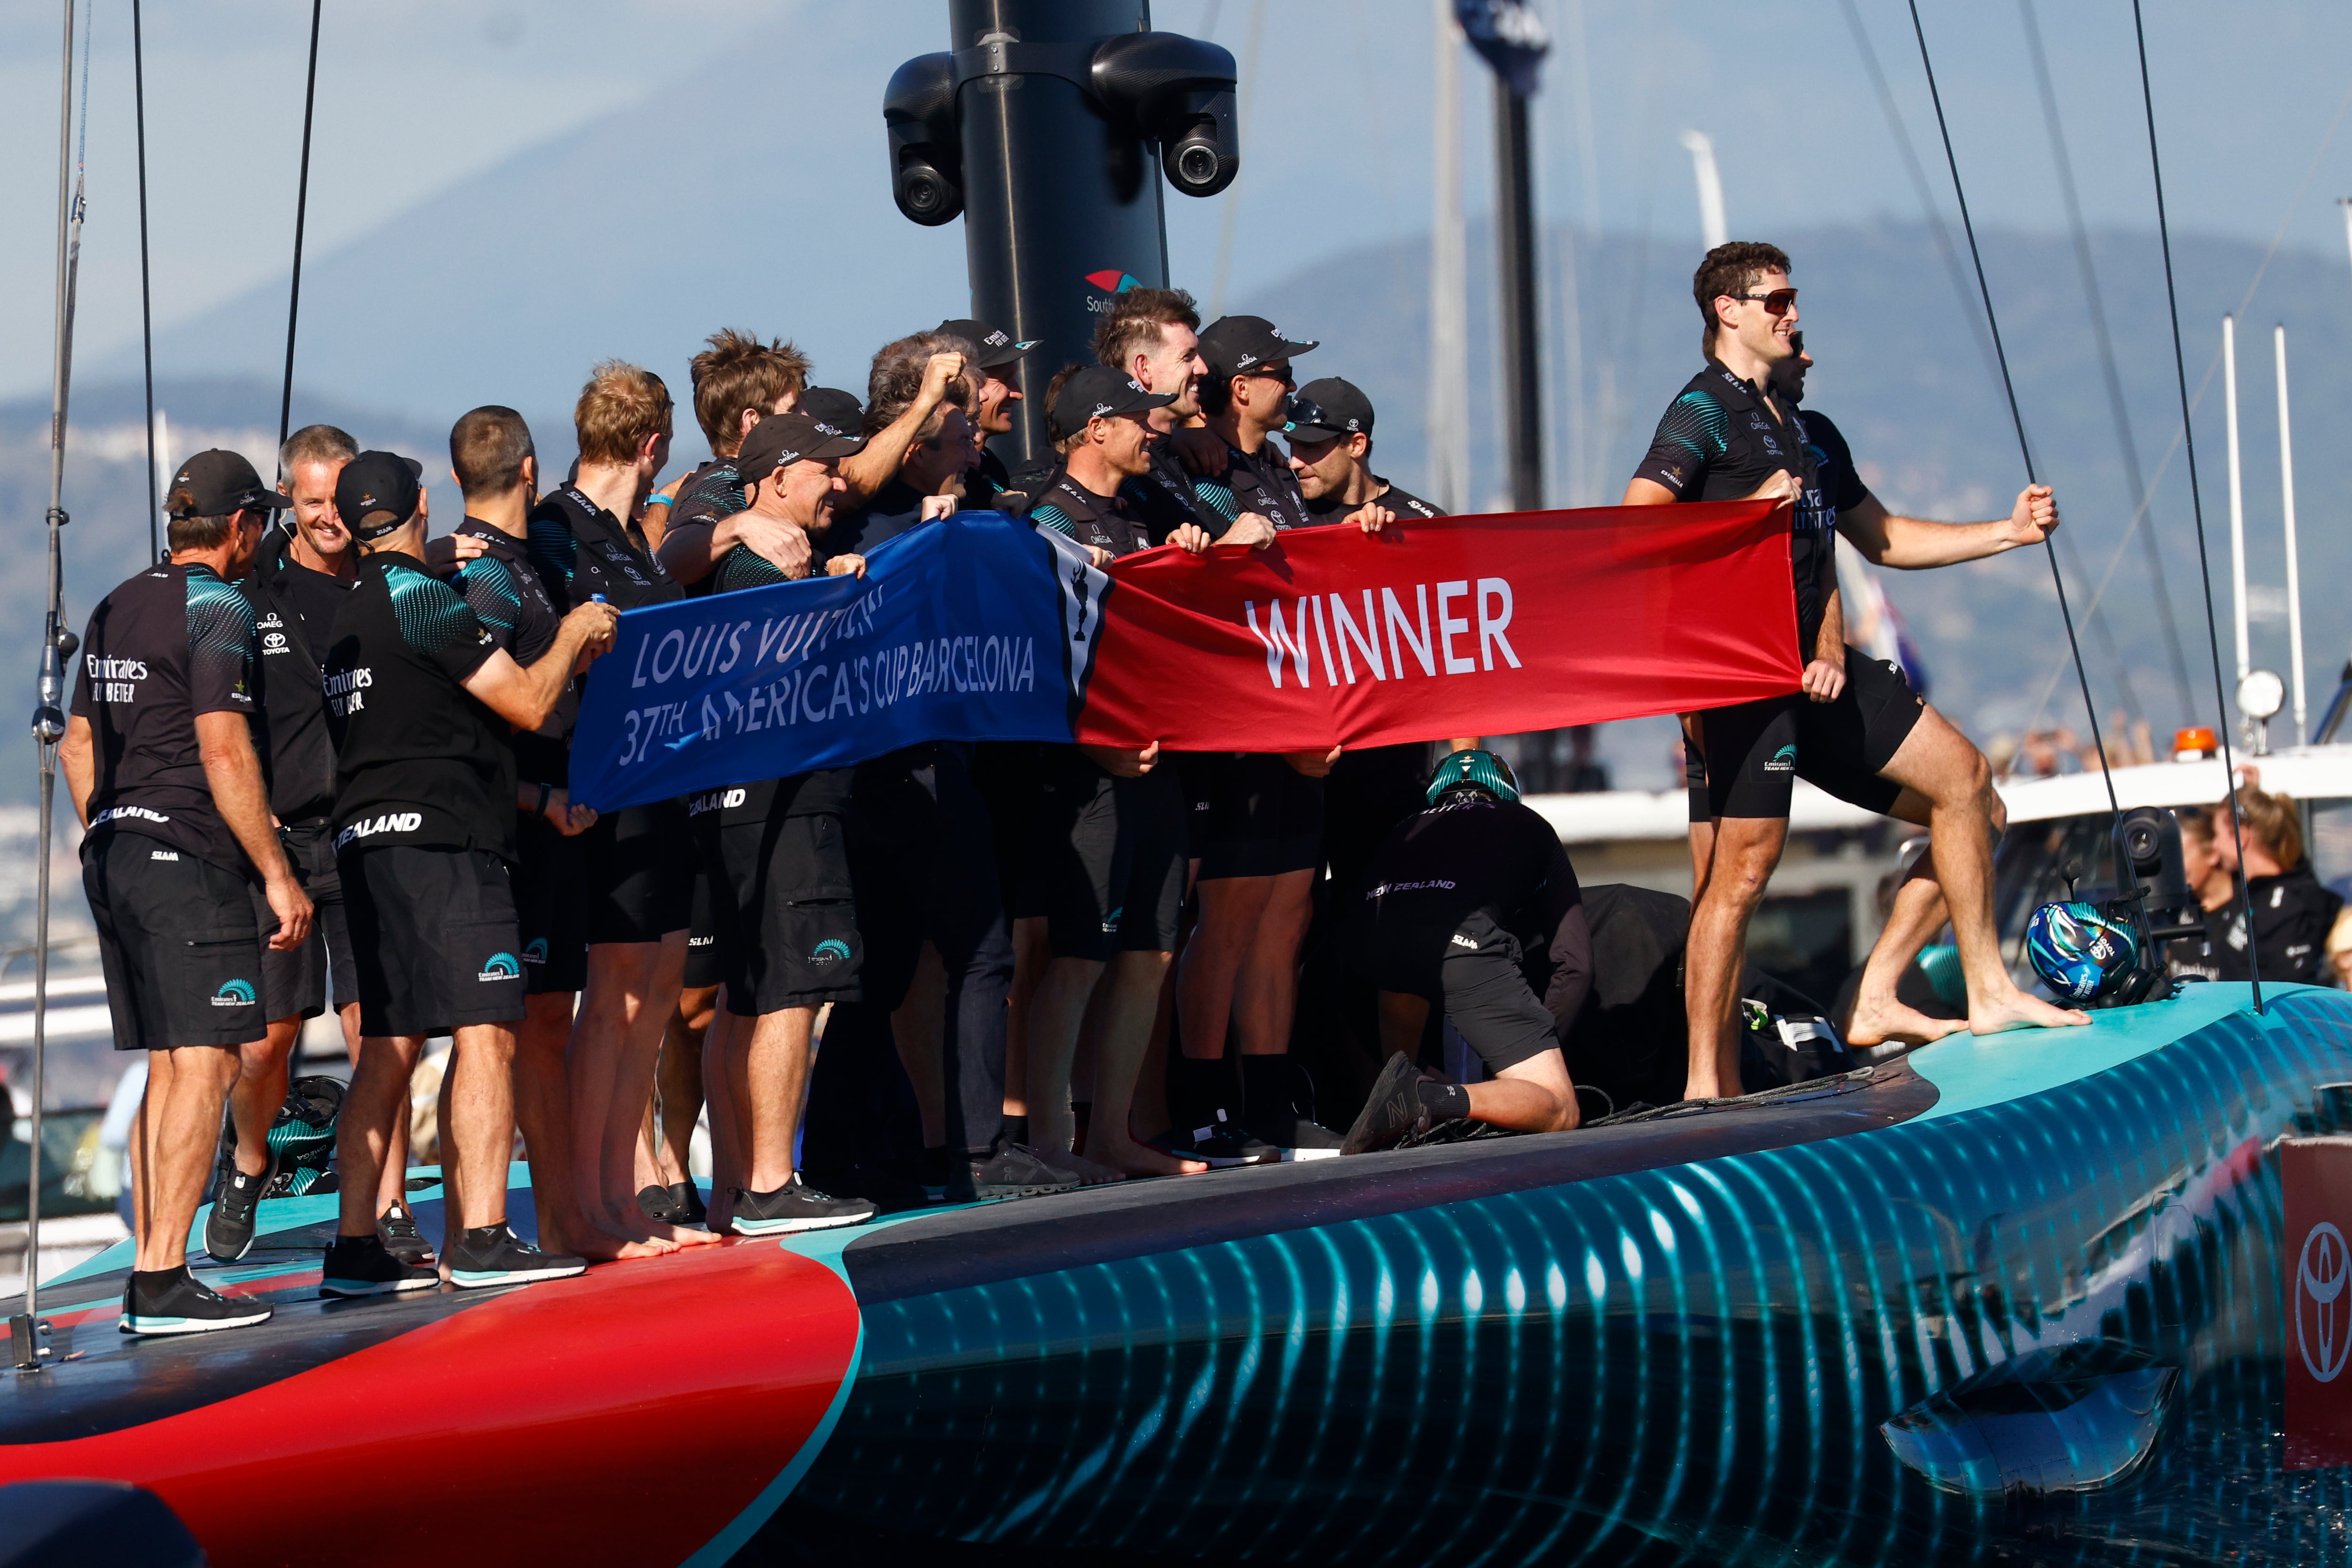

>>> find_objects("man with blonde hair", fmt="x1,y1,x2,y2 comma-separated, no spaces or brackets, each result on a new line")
524,362,718,1255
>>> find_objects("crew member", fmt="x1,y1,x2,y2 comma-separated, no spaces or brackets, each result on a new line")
830,332,980,554
319,450,616,1295
62,449,313,1334
1624,243,2082,1101
1091,288,1232,547
934,316,1037,504
1287,377,1445,523
1342,751,1592,1152
685,411,887,1233
523,362,714,1255
209,425,368,1269
1017,367,1202,1179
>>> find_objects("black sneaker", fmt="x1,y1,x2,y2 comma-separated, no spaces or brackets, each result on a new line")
948,1143,1081,1202
637,1183,688,1225
378,1200,435,1267
1163,1110,1280,1169
204,1164,267,1263
666,1181,708,1225
1343,1052,1434,1156
801,1164,933,1214
445,1223,586,1289
1245,1114,1347,1163
120,1267,272,1336
732,1176,878,1235
320,1234,440,1298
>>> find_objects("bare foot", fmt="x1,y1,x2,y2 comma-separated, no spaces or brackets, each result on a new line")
1846,996,1971,1049
1082,1132,1208,1178
1967,987,2092,1037
571,1231,675,1263
589,1208,679,1254
1031,1145,1126,1187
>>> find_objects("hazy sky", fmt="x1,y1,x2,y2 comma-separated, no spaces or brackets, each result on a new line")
3,0,2351,404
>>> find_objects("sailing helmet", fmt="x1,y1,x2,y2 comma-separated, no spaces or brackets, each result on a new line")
2025,900,2139,1002
1426,748,1521,806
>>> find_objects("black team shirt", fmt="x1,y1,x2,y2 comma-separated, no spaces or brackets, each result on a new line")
1306,478,1446,523
1355,794,1594,1025
323,552,513,863
243,528,357,824
1634,357,1828,655
425,519,565,786
654,458,748,598
1192,436,1315,532
525,483,684,782
1028,467,1152,557
71,562,260,874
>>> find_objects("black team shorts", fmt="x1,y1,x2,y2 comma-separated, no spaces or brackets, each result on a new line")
342,846,526,1037
86,830,266,1052
1015,749,1128,963
255,819,358,1022
683,866,725,990
1185,752,1325,881
581,799,695,945
1359,911,1556,1077
703,810,862,1019
1115,764,1188,954
512,808,589,995
1693,647,1924,822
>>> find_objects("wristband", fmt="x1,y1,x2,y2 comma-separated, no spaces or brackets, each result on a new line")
536,782,553,816
646,493,674,508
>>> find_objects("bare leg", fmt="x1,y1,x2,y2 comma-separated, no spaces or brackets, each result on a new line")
1081,950,1204,1176
438,1022,518,1259
334,1035,424,1243
1004,922,1048,1123
1845,849,1968,1047
654,984,714,1188
134,1045,242,1272
891,944,948,1148
702,1005,743,1234
1179,875,1275,1060
1876,706,2089,1037
342,1006,408,1220
515,990,642,1260
1234,868,1314,1056
570,934,710,1250
1463,1050,1579,1133
1683,816,1789,1100
230,1019,300,1179
744,1006,818,1192
1023,954,1122,1183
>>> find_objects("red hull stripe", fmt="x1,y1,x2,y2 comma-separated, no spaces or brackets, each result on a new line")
0,1240,859,1568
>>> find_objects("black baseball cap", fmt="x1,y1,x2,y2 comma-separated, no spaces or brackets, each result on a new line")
166,449,294,519
335,451,427,540
794,387,864,434
737,411,866,487
1197,316,1318,383
1051,366,1177,436
935,318,1039,370
1287,377,1375,443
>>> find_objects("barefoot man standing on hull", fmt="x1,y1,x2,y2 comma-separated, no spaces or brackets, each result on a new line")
1623,242,2086,1101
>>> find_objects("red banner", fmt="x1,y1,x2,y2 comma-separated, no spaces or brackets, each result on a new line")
1074,499,1802,750
2287,1136,2352,1469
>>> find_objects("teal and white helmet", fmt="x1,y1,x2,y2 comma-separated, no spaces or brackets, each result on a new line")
1425,748,1521,806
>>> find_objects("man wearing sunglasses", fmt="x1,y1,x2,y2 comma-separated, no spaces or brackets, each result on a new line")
1623,242,2084,1104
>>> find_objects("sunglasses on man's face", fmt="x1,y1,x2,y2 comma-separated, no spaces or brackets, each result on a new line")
1725,288,1797,316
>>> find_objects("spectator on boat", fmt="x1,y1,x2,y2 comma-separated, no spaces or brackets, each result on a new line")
933,317,1036,507
320,450,614,1295
1342,750,1592,1152
210,424,371,1271
61,448,312,1334
2170,806,2236,983
1625,244,2085,1102
2208,786,2342,986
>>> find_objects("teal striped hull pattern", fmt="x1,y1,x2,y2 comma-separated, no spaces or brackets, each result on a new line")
797,989,2352,1563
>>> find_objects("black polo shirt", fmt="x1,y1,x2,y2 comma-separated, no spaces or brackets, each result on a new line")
242,530,357,824
526,482,684,615
324,551,514,862
1635,357,1827,652
71,562,259,874
1796,407,1871,534
1029,467,1152,557
1193,436,1315,532
426,519,567,787
1125,435,1231,546
1307,478,1449,523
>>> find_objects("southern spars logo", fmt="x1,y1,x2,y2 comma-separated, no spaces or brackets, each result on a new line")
211,978,256,1008
1765,744,1797,773
809,939,852,967
478,952,522,982
1084,268,1143,314
521,938,549,966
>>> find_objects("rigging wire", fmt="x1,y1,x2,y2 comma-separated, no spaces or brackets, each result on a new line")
2009,73,2352,744
2129,0,2262,1014
1902,1,2122,824
278,0,323,453
2017,0,2193,721
133,0,157,562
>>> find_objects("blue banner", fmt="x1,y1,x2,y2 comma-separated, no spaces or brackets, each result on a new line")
568,512,1107,812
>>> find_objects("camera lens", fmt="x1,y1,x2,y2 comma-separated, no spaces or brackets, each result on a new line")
1175,141,1220,189
896,161,960,226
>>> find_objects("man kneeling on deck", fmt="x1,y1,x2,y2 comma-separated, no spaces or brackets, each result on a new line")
1342,752,1593,1154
